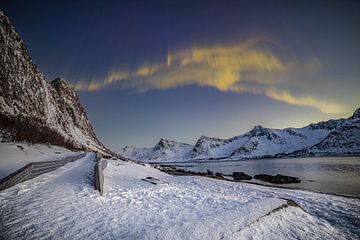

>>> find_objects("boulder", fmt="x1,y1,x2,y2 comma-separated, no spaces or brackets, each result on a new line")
254,174,301,184
215,172,224,179
232,172,252,180
215,172,223,177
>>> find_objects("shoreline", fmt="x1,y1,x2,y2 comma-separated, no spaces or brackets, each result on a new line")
223,177,360,200
143,154,360,164
152,164,360,200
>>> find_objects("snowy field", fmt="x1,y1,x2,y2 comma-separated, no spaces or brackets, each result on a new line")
0,141,80,179
0,153,359,239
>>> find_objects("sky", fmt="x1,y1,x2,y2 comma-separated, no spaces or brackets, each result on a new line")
1,0,359,149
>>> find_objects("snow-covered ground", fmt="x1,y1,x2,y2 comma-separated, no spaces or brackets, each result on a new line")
0,141,80,179
0,155,359,239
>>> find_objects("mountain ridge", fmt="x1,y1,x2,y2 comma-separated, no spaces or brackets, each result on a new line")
117,108,360,162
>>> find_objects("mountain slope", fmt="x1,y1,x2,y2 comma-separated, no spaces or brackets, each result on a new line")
117,139,193,162
118,108,360,162
227,126,331,159
0,11,111,154
289,109,360,157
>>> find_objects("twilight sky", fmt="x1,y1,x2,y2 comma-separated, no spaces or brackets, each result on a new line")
1,0,360,149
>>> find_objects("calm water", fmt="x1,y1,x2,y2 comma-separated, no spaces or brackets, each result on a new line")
162,157,360,198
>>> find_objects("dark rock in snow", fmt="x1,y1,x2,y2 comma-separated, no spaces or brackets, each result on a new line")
232,172,252,180
215,172,224,179
254,174,301,184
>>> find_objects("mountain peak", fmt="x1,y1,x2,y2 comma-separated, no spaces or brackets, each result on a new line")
199,135,207,140
248,125,283,142
194,135,210,145
51,77,67,85
351,108,360,119
252,125,264,130
51,77,73,94
158,138,169,145
249,125,268,136
154,138,176,150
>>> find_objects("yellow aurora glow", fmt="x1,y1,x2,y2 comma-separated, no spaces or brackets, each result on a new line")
73,39,345,114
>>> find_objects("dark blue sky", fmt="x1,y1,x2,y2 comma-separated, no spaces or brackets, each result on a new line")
1,0,359,149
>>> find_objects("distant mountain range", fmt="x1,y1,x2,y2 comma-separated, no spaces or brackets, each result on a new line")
117,108,360,162
0,11,113,155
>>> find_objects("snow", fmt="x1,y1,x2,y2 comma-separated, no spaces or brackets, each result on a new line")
236,206,340,240
0,155,359,239
0,141,80,179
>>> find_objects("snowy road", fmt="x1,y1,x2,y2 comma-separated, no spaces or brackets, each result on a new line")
0,153,96,239
0,155,359,239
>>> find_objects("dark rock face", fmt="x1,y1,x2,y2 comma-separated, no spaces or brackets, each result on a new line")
231,140,259,155
307,119,341,131
292,110,360,156
248,125,281,140
285,129,305,138
0,11,47,119
310,126,360,150
48,77,100,143
0,11,111,154
351,108,360,119
232,172,252,180
192,136,229,156
254,174,300,184
153,138,172,150
153,138,192,151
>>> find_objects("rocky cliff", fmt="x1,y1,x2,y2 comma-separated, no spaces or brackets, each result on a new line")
0,11,112,154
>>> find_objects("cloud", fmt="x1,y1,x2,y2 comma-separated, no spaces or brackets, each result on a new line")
72,38,345,114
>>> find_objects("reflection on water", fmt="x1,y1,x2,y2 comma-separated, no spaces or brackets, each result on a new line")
163,157,360,197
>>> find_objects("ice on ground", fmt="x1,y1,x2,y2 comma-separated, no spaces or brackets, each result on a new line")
0,141,81,179
0,155,359,239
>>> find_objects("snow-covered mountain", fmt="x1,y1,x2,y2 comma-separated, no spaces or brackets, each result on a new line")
0,11,112,154
117,108,360,162
289,109,360,157
117,139,193,162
